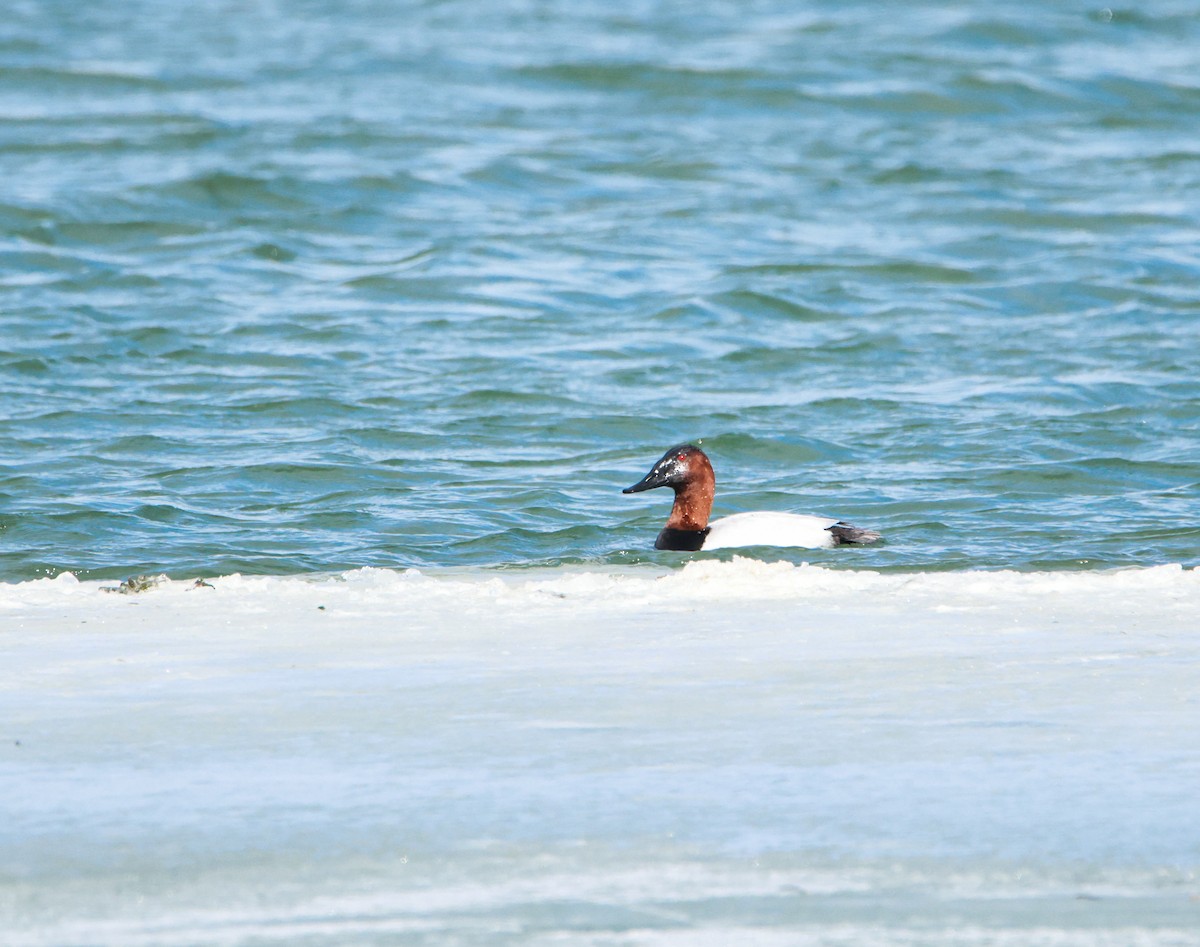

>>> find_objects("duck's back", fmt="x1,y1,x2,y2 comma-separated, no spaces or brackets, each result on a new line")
703,511,841,550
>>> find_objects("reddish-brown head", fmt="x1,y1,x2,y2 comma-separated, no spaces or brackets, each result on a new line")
622,443,716,531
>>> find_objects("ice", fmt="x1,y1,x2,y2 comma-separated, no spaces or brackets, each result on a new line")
2,562,1198,943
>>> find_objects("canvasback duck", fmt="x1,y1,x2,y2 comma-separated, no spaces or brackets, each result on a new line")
623,443,882,551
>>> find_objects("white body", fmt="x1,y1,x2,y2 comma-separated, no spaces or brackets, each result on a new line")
702,511,840,550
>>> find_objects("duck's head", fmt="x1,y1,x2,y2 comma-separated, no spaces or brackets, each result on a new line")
623,443,711,495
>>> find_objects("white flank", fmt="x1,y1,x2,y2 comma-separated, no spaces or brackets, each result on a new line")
702,511,841,549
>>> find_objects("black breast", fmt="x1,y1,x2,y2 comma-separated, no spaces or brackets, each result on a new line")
654,527,710,551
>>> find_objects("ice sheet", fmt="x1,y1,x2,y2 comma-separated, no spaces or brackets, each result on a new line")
3,562,1198,944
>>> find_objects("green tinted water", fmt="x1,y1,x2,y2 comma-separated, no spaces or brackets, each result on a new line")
2,0,1199,579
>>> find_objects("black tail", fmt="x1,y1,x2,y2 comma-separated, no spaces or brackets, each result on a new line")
827,522,882,545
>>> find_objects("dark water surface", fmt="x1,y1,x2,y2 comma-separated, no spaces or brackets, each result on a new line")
2,0,1199,580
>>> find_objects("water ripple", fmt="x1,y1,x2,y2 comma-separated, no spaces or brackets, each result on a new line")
2,0,1199,579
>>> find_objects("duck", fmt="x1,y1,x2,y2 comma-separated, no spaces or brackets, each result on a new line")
623,443,882,551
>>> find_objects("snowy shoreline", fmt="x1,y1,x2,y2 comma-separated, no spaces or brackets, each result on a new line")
3,560,1197,944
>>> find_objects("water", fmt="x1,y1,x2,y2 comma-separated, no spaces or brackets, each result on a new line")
2,0,1199,580
2,1,1200,943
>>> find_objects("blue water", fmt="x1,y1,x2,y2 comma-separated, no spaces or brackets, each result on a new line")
2,0,1200,581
